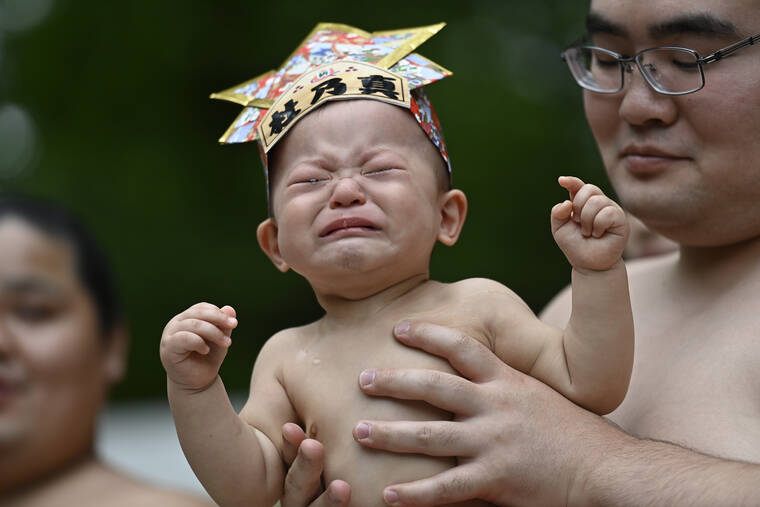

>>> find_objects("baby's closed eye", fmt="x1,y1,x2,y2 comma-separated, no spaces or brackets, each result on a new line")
363,167,402,177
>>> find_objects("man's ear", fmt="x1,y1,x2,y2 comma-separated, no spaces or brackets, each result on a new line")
103,324,128,385
437,189,467,246
257,218,290,272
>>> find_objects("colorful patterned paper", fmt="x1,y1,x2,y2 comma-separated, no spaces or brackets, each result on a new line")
258,61,410,152
211,21,452,175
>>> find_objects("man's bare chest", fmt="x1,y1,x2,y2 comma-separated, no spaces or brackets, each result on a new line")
608,297,760,462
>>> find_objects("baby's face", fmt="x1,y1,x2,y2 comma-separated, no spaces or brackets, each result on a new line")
264,99,448,287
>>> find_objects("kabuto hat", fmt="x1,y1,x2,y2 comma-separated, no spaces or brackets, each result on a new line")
211,22,453,185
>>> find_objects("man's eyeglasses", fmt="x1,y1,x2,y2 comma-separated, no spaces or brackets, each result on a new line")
561,33,760,95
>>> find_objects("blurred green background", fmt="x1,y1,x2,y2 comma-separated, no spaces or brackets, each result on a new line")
0,0,607,400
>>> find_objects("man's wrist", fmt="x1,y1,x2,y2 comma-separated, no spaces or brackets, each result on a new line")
565,416,637,506
572,430,760,506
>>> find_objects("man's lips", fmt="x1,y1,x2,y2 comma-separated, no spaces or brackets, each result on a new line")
620,145,690,174
319,217,380,237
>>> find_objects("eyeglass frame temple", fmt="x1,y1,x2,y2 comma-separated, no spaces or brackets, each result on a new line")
699,33,760,64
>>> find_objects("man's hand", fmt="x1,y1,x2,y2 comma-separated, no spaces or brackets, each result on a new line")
351,321,622,506
159,302,237,391
280,423,351,507
551,176,629,271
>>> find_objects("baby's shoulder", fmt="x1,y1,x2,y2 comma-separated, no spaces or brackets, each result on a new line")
444,277,528,309
253,321,320,366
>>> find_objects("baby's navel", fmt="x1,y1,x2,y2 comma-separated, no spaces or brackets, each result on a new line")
307,422,318,439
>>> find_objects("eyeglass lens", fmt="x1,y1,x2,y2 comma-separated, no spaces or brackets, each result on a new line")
567,47,703,94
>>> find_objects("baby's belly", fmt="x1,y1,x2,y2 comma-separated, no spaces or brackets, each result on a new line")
315,399,489,507
285,338,492,506
318,399,452,506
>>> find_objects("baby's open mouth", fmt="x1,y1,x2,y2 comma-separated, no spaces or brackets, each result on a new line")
320,218,379,237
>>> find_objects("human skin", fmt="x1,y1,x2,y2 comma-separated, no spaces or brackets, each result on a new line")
163,100,633,506
282,0,760,505
622,214,677,259
0,216,210,507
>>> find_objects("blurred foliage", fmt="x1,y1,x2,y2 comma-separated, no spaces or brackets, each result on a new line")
0,0,608,400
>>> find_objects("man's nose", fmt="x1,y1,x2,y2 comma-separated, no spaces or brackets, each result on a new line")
618,69,678,127
329,176,366,208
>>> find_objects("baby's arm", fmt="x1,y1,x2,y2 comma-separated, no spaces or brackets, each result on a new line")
160,303,295,507
542,176,633,412
482,177,632,414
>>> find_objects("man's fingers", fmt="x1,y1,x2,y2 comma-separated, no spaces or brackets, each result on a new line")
290,480,350,507
324,480,351,505
282,422,308,465
353,420,473,457
359,368,479,414
383,464,482,506
281,438,326,507
393,321,507,382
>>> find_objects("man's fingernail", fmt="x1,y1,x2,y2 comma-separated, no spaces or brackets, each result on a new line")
384,488,399,504
355,422,371,440
360,369,375,387
394,321,411,337
227,317,237,326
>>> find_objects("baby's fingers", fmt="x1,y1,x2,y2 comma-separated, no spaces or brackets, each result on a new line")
558,176,585,199
550,200,573,234
166,330,211,356
579,194,615,236
220,305,237,319
178,302,238,331
174,318,232,348
592,205,627,238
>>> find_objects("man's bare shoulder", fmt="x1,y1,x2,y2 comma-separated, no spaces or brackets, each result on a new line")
107,481,212,507
626,250,679,279
540,252,679,326
4,462,213,507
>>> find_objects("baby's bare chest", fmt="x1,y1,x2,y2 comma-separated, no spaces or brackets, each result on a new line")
279,311,481,494
280,302,488,450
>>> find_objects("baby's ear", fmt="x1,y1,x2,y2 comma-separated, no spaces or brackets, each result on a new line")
437,189,467,246
257,218,290,273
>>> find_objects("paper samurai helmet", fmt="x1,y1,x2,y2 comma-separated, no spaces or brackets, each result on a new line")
210,22,453,185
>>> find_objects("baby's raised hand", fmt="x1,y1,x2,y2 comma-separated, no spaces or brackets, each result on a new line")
160,302,238,391
551,176,629,271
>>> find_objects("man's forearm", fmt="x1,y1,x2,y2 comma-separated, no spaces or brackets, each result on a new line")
576,432,760,507
168,376,282,507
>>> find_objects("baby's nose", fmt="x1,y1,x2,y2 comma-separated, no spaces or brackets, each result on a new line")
329,177,366,208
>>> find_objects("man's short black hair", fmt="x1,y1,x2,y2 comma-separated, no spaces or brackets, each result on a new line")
0,194,122,337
